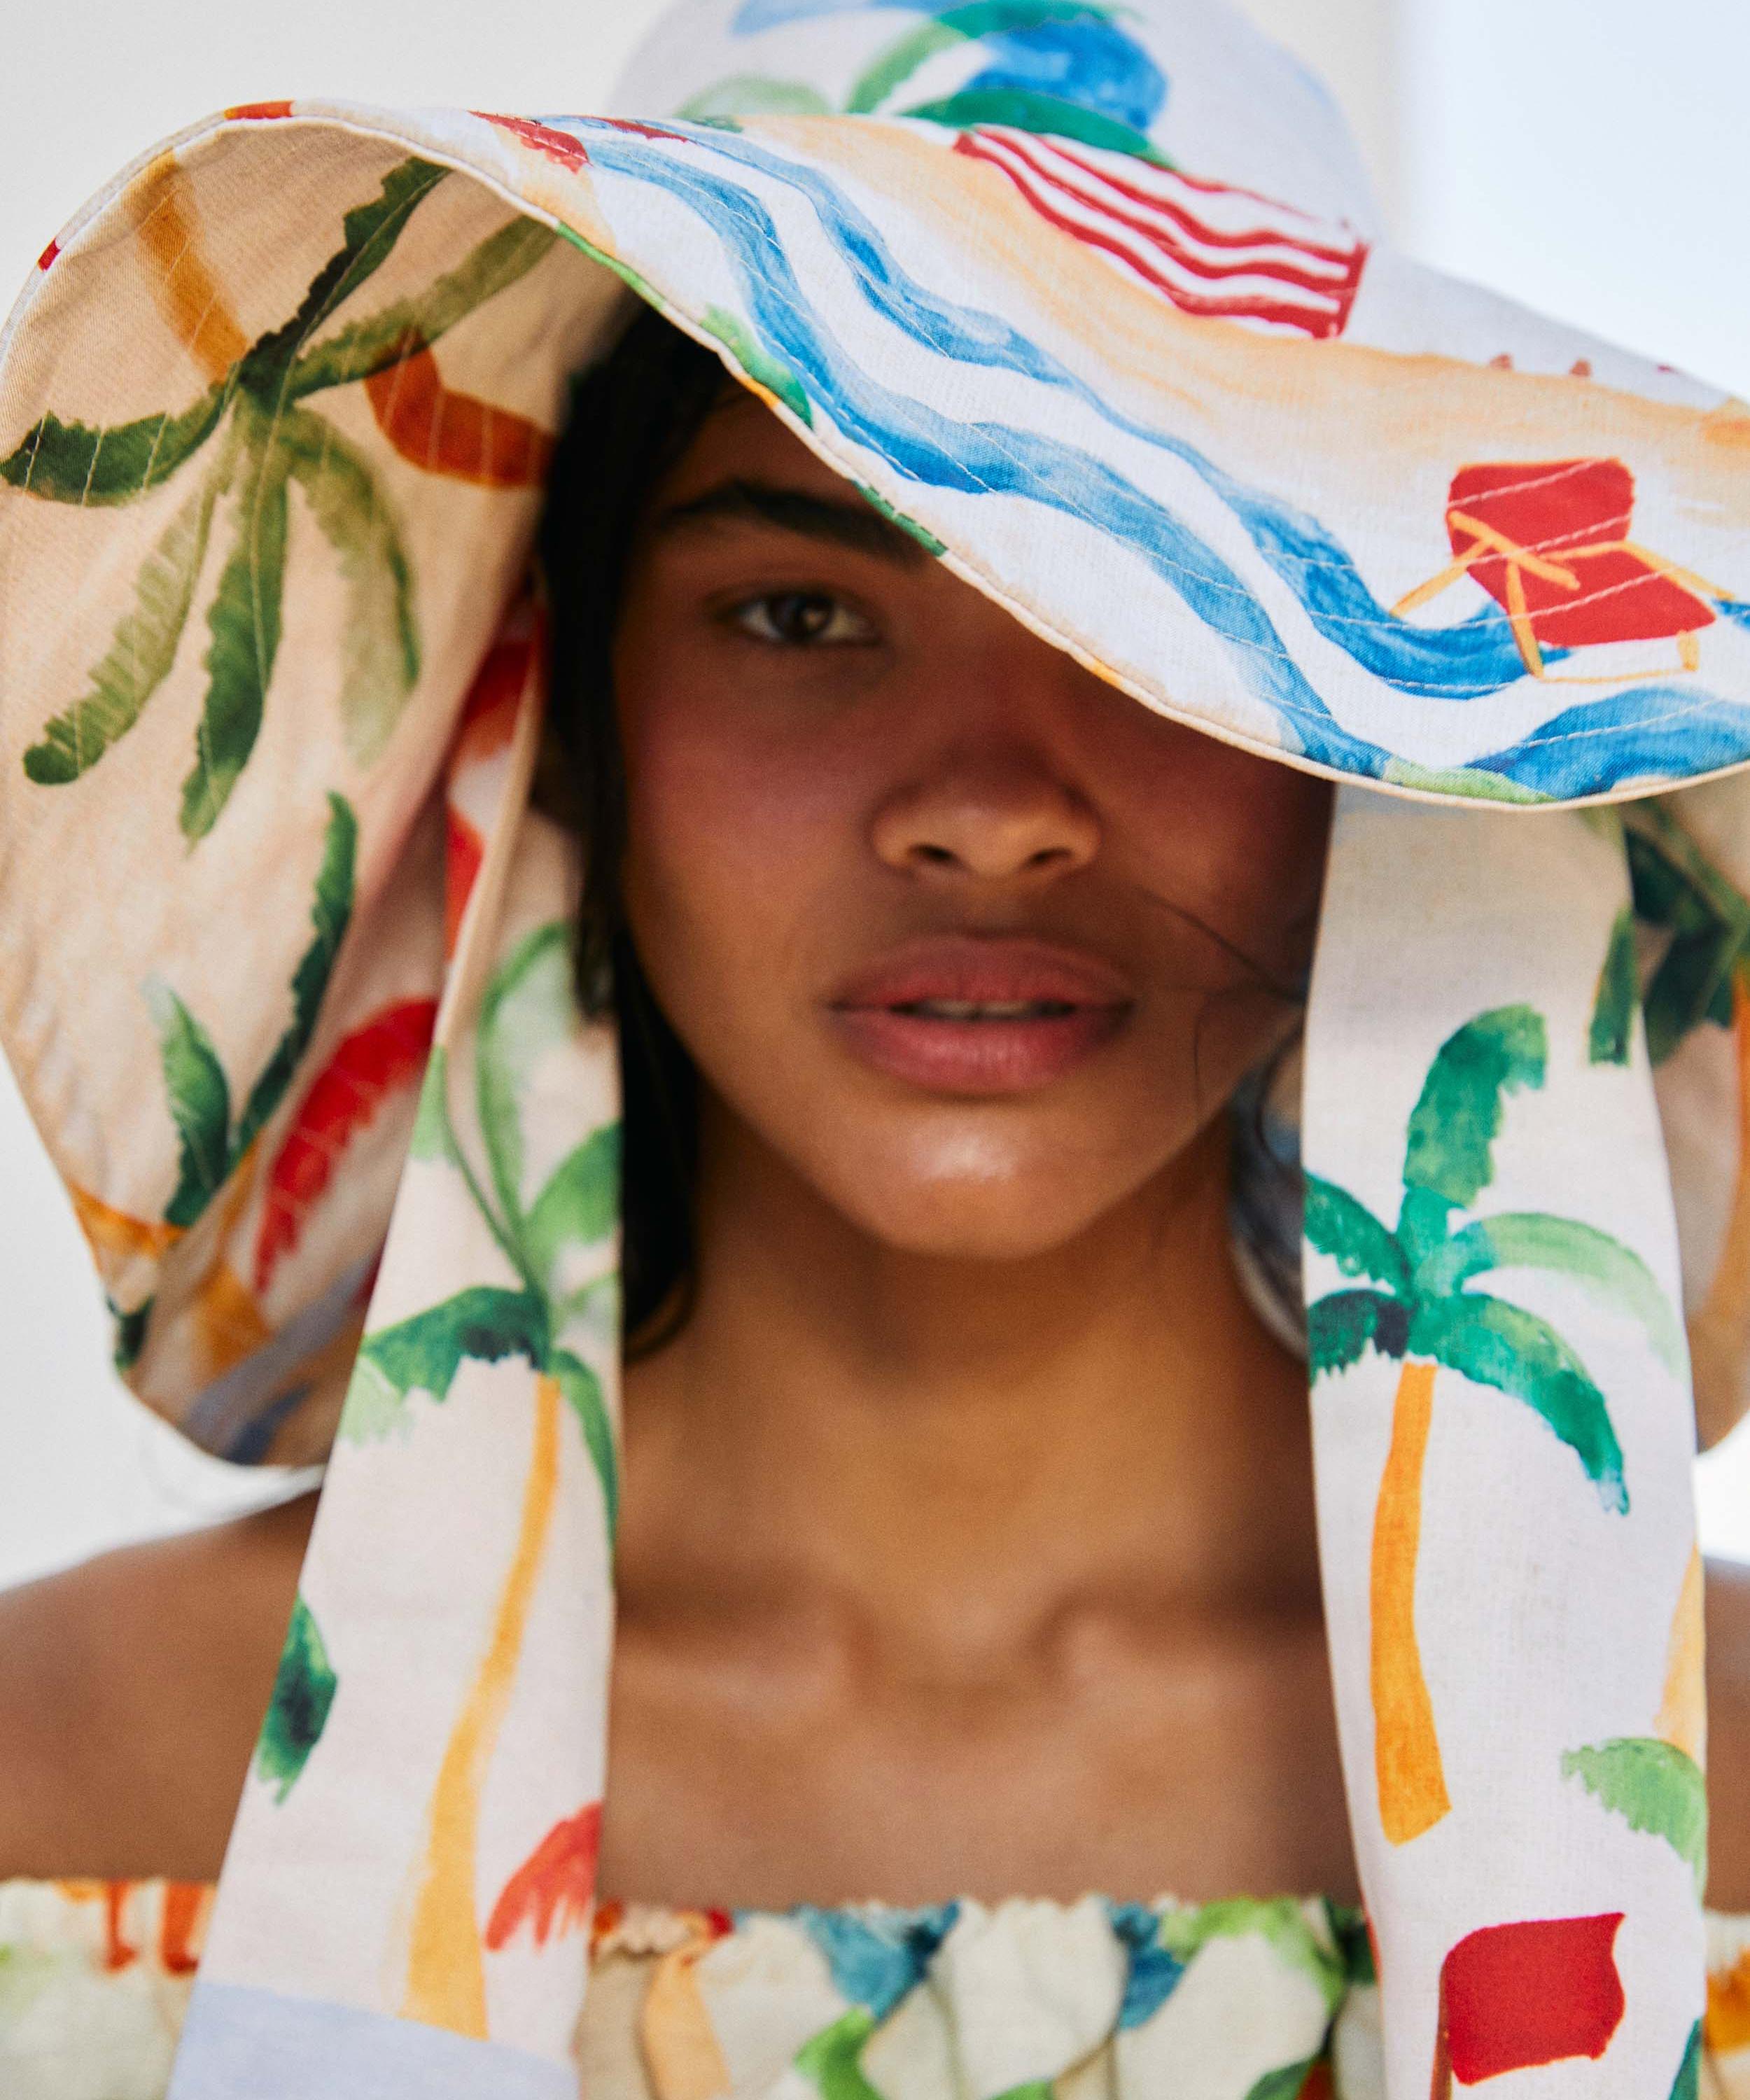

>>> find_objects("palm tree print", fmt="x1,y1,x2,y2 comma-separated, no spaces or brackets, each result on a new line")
1306,1003,1684,1844
337,920,617,2035
1,158,556,839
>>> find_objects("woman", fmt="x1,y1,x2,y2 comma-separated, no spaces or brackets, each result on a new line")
1,0,1749,2092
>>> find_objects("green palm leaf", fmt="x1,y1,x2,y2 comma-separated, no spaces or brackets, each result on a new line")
179,430,292,840
1562,1737,1707,1890
1303,1173,1408,1295
1420,1212,1683,1374
232,792,358,1158
1401,1004,1546,1214
0,382,230,504
475,923,580,1231
1669,2019,1703,2100
288,216,559,400
552,1348,619,1539
410,1044,463,1166
1410,1292,1627,1511
280,407,418,764
145,979,232,1229
1242,2064,1321,2100
255,1595,338,1804
349,1284,549,1436
525,1124,622,1290
1625,808,1750,1062
1308,1288,1408,1376
1646,924,1743,1063
241,159,449,394
1588,904,1639,1066
23,461,224,784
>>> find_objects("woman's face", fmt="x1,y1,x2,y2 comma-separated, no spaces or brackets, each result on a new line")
612,379,1333,1259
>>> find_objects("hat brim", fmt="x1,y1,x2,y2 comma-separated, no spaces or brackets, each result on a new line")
5,101,1750,1465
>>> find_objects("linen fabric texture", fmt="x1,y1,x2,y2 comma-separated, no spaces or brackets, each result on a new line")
1,1,1749,2093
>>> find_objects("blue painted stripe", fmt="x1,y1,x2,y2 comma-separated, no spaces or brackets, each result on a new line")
167,1982,575,2100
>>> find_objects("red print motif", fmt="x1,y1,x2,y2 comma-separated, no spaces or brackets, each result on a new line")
1393,457,1727,680
253,999,439,1295
475,113,591,174
1431,1914,1625,2092
485,1803,603,1952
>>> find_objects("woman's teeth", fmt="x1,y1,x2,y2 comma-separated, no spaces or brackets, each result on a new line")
894,998,1077,1021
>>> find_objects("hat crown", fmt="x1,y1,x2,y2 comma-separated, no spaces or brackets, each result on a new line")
605,0,1381,232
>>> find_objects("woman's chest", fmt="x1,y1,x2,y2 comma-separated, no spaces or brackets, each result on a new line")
596,1604,1357,1910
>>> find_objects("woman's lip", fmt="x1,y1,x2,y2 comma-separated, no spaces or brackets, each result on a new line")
829,935,1133,1012
830,1005,1128,1095
827,937,1133,1096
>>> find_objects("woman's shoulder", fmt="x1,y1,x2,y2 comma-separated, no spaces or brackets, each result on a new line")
0,1492,316,1883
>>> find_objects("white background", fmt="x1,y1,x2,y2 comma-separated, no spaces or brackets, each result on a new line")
1,0,1746,1587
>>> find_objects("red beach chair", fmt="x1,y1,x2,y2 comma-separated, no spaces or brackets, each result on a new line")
1392,458,1726,680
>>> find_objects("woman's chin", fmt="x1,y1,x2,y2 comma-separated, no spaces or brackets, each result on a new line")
806,1136,1152,1265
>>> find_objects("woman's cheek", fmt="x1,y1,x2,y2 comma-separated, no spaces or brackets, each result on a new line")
623,719,848,1037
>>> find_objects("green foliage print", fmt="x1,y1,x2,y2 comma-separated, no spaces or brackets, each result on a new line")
1624,803,1750,1064
1241,2064,1322,2100
1588,904,1639,1066
1562,1737,1708,1891
1307,1003,1684,1511
344,923,621,1534
146,792,356,1230
1669,2019,1703,2100
3,160,556,837
255,1594,338,1802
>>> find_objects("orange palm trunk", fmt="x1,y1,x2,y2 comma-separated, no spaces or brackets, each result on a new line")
402,1371,562,2035
1371,1357,1452,1844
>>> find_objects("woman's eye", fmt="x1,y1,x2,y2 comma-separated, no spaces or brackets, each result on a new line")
724,590,878,648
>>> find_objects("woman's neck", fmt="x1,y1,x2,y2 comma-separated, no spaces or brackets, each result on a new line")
620,1107,1322,1674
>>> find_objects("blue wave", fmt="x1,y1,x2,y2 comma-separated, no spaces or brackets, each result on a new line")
955,17,1168,134
1472,685,1750,799
568,117,1750,794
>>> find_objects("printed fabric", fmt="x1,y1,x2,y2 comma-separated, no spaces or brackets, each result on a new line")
0,3,1748,2096
9,1876,1750,2100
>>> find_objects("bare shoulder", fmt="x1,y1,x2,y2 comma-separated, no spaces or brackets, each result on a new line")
1707,1556,1750,1912
0,1490,318,1884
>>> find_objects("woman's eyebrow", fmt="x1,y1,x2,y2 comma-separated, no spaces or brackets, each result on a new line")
645,475,929,566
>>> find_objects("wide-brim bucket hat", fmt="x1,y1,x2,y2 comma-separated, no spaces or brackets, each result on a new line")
2,1,1749,2093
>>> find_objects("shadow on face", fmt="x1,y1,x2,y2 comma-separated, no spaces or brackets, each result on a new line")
611,379,1334,1261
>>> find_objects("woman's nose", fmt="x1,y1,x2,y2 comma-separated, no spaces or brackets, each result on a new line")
870,750,1101,884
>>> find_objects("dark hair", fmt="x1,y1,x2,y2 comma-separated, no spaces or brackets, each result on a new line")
538,299,735,1354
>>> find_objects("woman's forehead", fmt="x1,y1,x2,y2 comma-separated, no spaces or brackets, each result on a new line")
671,371,844,487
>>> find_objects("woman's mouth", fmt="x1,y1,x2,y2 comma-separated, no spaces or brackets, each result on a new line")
826,938,1133,1095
